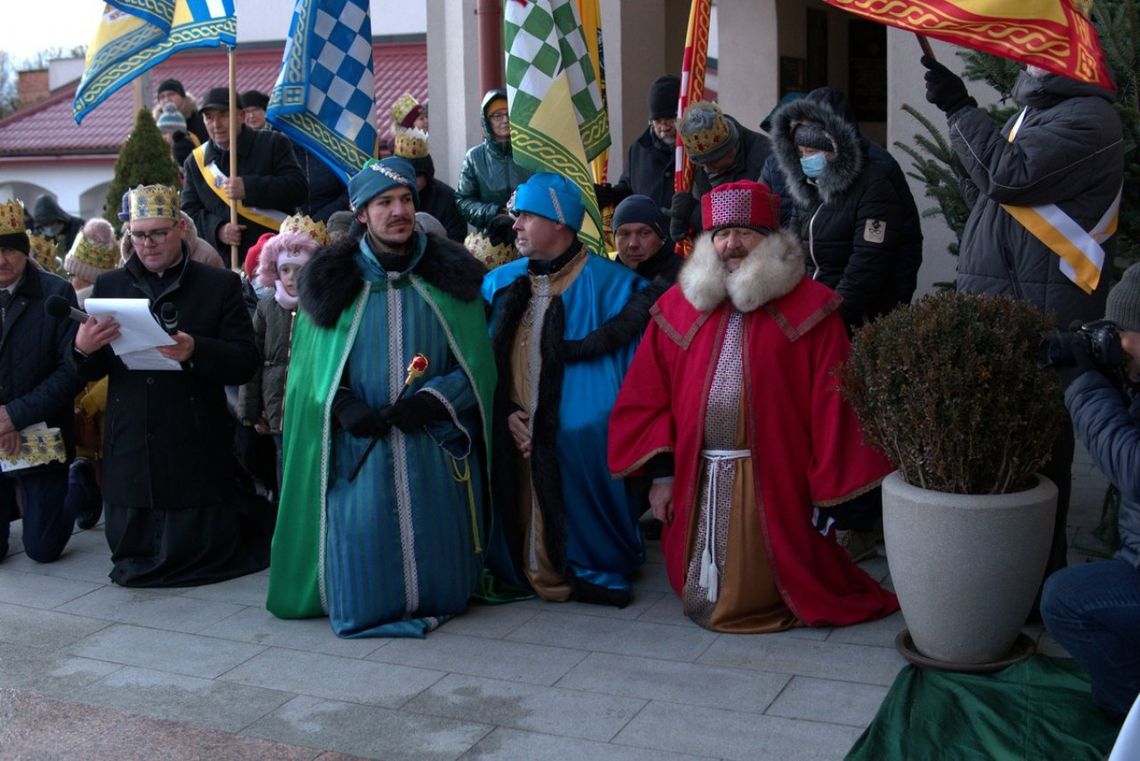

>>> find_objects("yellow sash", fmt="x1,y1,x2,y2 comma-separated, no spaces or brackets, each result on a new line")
999,107,1119,294
191,144,287,232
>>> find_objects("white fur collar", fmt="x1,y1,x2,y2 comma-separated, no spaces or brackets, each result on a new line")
678,229,805,313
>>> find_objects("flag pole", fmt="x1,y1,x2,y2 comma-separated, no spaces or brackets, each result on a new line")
228,46,239,271
915,32,935,61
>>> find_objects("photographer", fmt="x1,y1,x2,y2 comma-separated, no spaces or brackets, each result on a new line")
1042,263,1140,720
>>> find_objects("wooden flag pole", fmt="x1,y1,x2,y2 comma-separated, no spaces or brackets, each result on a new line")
228,46,239,271
915,32,935,61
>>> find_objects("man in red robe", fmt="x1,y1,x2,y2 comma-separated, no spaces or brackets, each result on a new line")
608,180,898,632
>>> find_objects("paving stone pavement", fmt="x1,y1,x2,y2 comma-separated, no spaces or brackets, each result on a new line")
0,442,1111,760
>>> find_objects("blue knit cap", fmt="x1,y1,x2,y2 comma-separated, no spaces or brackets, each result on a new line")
612,194,667,240
349,157,419,211
511,172,585,232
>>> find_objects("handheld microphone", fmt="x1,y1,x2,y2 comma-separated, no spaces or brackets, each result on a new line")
159,302,179,334
44,295,89,324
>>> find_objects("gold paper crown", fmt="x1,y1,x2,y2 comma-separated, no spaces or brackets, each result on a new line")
27,233,55,265
389,93,423,129
464,230,519,270
0,199,26,237
279,213,329,246
68,231,119,272
393,128,430,160
129,184,180,222
679,102,732,159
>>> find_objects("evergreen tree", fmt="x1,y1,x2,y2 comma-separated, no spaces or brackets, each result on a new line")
103,107,181,234
896,0,1139,270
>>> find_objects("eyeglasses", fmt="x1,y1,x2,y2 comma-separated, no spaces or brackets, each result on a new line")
488,111,510,123
129,226,176,245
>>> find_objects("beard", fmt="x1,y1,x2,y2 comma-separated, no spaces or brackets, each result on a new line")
679,229,805,313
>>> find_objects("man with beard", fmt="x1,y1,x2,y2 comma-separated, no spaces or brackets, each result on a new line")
608,180,898,632
268,157,498,638
483,172,650,608
597,75,681,211
181,87,307,259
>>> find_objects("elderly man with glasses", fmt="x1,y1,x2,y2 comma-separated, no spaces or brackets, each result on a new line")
72,184,268,587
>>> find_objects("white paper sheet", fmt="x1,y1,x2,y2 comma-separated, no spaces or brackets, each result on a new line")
84,298,181,371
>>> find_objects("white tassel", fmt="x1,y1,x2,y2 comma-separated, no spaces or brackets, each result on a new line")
699,546,712,588
706,563,719,603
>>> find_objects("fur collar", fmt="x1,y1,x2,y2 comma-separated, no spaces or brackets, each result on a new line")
299,232,487,327
679,229,805,313
771,97,866,208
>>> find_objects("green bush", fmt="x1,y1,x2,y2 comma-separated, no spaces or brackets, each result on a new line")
103,107,181,235
837,292,1064,494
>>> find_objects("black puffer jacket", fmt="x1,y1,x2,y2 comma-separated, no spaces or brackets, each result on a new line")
411,154,468,242
771,97,904,329
951,72,1123,324
762,87,923,304
455,89,533,232
614,125,675,211
0,269,84,456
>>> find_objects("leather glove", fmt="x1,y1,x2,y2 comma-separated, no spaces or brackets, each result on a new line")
387,391,449,433
332,387,391,438
1055,330,1096,392
486,214,517,247
594,183,618,208
922,56,976,116
668,191,699,241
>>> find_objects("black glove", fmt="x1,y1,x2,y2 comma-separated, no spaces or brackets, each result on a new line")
922,55,976,116
668,191,699,241
386,391,449,433
332,387,391,438
486,214,517,247
594,183,618,208
1055,331,1096,392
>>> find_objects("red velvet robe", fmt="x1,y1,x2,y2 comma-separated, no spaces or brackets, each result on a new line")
608,278,899,627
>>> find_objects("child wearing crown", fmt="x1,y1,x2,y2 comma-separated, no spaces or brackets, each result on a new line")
238,216,326,485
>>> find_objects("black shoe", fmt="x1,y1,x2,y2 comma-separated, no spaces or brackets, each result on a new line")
639,516,663,541
570,578,632,608
70,457,103,530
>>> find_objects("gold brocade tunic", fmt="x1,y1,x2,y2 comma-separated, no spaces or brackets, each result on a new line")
508,250,590,600
682,311,799,632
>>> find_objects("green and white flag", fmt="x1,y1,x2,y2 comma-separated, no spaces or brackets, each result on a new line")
505,0,611,255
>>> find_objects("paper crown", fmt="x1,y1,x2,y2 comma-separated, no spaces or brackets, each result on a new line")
389,93,423,129
128,184,180,221
28,233,62,274
464,230,519,270
393,127,430,160
0,199,26,237
279,213,329,246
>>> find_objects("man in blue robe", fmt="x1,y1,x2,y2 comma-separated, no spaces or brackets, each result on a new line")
268,157,497,637
483,172,651,607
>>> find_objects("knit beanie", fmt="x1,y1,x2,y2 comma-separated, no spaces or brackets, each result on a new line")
415,212,448,238
156,102,187,134
65,218,119,283
156,78,185,98
792,121,837,153
244,232,276,282
647,75,680,120
349,157,419,211
1106,263,1140,331
612,194,667,241
512,172,586,232
256,232,318,288
679,102,738,165
240,90,270,111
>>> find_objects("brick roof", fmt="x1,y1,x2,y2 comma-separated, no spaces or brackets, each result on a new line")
0,40,426,157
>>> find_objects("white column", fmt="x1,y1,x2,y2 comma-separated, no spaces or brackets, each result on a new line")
426,0,483,187
714,0,779,132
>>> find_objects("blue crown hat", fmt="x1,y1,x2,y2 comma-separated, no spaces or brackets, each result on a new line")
511,172,586,232
349,157,420,212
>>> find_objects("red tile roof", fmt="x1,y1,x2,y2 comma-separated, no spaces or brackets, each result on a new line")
0,40,426,157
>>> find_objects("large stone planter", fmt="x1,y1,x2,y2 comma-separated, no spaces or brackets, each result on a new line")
882,470,1057,666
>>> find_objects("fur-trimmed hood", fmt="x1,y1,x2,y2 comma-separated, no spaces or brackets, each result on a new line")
299,232,488,327
679,229,805,313
771,97,866,208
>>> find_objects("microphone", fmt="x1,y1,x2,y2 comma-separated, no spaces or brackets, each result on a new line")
45,295,89,324
159,302,179,334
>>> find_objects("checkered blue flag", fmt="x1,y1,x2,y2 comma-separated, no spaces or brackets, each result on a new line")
267,0,377,183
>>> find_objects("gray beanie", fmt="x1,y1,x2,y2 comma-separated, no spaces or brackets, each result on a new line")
156,102,187,134
792,121,836,153
1106,263,1140,331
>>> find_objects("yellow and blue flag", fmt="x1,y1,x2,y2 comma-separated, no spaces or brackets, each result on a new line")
266,0,378,184
73,0,237,124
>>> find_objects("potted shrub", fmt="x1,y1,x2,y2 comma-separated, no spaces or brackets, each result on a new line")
838,291,1064,667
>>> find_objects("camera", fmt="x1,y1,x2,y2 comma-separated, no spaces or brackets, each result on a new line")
1039,319,1124,369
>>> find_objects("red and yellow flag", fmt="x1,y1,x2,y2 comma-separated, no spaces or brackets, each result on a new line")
674,0,712,255
824,0,1113,90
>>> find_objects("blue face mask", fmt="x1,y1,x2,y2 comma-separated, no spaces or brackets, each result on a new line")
800,152,827,178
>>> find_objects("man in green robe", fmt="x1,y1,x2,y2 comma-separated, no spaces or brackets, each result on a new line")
267,157,497,638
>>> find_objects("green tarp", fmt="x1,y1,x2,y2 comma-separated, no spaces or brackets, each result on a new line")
847,656,1122,761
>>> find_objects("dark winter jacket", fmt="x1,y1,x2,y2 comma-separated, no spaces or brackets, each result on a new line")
294,143,350,223
31,195,84,255
455,89,534,232
75,250,259,508
771,97,905,329
180,124,307,257
762,87,923,304
1065,371,1140,569
1,269,84,457
414,154,467,243
238,295,293,433
950,71,1123,324
615,125,675,211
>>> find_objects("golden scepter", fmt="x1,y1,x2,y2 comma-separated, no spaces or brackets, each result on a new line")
348,353,429,482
